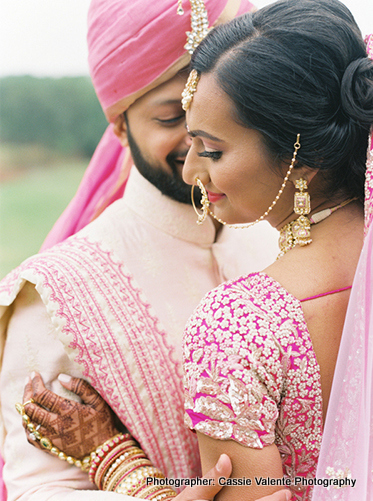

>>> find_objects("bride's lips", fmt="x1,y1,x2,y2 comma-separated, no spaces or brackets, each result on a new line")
206,190,226,204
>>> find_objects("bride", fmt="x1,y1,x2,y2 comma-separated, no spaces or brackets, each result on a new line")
18,1,373,500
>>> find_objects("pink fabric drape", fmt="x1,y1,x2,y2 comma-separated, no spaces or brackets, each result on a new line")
41,125,131,250
88,0,253,123
312,34,373,500
312,220,373,500
0,455,5,501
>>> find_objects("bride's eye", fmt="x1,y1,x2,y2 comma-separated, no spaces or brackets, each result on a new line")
197,150,222,161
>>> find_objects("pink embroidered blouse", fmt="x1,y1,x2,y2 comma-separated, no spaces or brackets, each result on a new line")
183,272,323,500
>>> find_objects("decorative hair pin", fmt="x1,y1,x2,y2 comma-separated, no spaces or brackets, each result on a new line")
177,0,210,54
181,69,200,111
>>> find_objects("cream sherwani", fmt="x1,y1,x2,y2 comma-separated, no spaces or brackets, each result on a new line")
0,168,278,500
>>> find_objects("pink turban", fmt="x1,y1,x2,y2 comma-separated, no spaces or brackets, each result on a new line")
88,0,254,121
41,0,255,250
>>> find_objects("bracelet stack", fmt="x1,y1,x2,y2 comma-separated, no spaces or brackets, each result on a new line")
89,434,177,500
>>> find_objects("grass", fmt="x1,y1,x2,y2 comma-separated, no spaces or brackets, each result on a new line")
0,161,88,279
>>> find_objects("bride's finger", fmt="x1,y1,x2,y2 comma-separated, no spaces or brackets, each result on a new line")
22,375,34,404
31,373,76,414
58,374,105,408
22,402,59,431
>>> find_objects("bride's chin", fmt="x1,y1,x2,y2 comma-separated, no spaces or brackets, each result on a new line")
211,210,246,226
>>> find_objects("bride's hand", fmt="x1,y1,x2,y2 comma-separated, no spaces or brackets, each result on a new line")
20,374,291,501
174,455,291,501
21,372,119,459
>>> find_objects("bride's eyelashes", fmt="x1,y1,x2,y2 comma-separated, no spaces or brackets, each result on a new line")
197,150,223,161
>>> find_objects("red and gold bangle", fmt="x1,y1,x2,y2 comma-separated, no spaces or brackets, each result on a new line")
95,444,145,489
105,458,153,492
100,447,148,491
89,434,177,500
113,465,165,495
88,433,135,483
136,483,177,500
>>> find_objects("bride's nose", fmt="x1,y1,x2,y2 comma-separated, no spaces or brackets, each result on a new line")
182,144,209,187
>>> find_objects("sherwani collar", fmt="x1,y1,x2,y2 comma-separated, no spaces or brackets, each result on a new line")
123,167,217,246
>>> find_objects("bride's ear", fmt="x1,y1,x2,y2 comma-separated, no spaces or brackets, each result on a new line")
289,166,319,187
113,113,129,147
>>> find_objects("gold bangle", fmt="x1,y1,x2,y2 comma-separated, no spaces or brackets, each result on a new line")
95,444,144,489
129,469,168,498
147,488,178,501
101,447,148,491
106,460,153,492
114,466,164,495
89,434,135,484
136,484,177,499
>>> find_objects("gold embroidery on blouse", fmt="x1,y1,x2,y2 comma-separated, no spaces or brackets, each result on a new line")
183,272,323,500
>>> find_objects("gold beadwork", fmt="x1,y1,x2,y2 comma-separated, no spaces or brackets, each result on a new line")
181,69,200,111
15,402,23,415
15,400,92,471
292,177,312,246
278,197,357,257
191,134,301,227
15,399,34,416
40,437,53,449
177,0,184,15
178,0,210,54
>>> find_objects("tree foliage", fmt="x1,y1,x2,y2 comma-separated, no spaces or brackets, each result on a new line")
0,76,108,157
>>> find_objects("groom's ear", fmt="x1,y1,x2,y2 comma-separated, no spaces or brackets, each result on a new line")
113,113,129,147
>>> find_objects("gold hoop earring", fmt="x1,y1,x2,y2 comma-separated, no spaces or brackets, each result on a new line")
191,178,210,224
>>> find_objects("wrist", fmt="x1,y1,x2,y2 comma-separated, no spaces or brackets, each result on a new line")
88,433,177,499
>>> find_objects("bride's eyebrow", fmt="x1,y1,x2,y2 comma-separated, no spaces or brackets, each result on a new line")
187,129,223,142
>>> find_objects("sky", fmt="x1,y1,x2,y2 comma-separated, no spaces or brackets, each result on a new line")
0,0,372,78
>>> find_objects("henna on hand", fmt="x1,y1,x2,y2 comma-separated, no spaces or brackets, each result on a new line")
22,372,121,459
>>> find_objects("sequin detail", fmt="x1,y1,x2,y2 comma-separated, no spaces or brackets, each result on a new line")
183,272,323,500
364,134,373,235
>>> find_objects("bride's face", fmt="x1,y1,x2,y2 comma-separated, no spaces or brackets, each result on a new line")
183,72,293,227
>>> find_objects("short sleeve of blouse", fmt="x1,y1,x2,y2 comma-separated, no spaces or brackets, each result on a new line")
183,274,288,449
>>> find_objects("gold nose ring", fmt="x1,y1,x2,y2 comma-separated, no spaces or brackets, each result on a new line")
191,178,210,225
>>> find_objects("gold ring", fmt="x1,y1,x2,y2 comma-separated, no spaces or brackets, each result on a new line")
15,398,34,416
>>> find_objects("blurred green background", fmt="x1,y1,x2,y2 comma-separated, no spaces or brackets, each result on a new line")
0,76,107,279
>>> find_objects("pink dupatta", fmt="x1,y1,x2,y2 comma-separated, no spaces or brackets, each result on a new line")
312,34,373,500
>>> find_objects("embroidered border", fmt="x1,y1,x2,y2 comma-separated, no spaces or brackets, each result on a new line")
0,236,199,482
